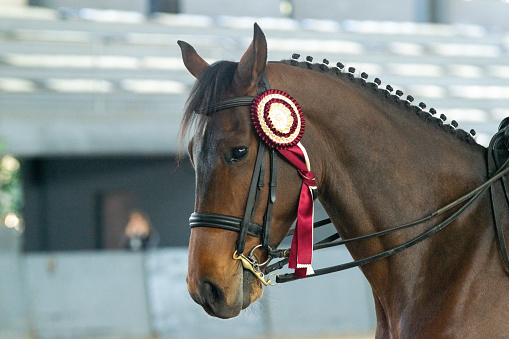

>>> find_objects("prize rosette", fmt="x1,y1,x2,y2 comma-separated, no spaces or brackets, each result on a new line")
251,89,305,149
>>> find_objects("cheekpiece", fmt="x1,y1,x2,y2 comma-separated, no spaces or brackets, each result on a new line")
251,89,305,150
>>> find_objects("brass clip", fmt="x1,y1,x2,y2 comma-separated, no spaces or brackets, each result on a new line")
233,251,278,286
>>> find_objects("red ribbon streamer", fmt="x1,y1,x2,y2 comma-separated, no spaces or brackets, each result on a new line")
278,143,316,278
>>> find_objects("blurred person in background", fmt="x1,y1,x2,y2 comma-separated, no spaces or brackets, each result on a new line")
122,210,160,250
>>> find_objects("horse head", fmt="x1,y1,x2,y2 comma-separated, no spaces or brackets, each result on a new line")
179,24,303,318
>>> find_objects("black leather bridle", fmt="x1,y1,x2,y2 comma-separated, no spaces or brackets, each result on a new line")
189,76,281,285
188,74,509,285
189,139,277,252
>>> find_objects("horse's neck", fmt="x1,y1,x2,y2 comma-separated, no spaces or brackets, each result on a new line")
298,74,487,231
294,70,496,310
310,100,487,238
270,60,509,336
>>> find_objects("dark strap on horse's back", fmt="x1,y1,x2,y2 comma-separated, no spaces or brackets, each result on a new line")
487,127,509,272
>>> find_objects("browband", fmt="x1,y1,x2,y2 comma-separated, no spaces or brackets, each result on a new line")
195,96,256,115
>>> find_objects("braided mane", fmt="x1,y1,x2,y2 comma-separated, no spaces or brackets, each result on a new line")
180,56,481,150
280,56,480,147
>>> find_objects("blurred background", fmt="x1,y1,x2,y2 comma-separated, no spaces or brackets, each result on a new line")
1,0,509,338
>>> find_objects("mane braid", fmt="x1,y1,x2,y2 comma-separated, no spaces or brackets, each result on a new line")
280,59,479,147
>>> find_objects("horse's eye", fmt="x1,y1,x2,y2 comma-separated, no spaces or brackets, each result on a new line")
229,146,248,162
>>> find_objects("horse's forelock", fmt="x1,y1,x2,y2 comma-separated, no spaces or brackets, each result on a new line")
179,61,239,146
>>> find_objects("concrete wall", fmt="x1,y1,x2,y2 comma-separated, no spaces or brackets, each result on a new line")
291,0,414,22
0,0,27,6
0,247,376,339
180,0,281,18
445,0,509,30
0,228,28,339
19,0,509,30
24,251,152,339
28,0,148,12
147,248,376,338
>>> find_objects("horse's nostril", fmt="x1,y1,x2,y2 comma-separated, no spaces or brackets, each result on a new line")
200,281,225,314
203,281,220,301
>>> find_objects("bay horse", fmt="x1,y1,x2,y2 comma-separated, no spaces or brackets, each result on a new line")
178,23,509,337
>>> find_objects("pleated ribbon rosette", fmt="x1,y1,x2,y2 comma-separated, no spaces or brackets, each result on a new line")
251,89,316,278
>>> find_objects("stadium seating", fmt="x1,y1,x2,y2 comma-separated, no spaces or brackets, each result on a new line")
1,7,508,154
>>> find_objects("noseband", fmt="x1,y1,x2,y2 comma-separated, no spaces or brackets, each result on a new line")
189,74,509,285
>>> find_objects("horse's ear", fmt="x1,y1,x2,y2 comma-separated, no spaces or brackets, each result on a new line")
233,23,267,93
177,40,209,79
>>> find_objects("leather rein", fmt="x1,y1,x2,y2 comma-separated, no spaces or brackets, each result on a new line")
189,75,509,285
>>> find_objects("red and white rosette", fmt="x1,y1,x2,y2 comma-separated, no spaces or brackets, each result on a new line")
251,89,315,278
251,89,305,150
